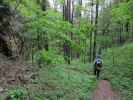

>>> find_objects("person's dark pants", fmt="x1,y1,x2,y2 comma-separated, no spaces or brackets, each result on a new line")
94,64,102,79
94,68,100,79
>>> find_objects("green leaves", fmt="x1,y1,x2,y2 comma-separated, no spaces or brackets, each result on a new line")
37,63,96,100
128,0,133,19
102,44,133,100
35,49,65,65
8,88,26,100
111,2,130,23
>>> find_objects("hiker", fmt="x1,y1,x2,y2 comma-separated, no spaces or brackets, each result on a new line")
94,55,103,79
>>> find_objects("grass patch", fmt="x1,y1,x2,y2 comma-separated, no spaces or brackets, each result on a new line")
0,60,96,100
27,62,96,100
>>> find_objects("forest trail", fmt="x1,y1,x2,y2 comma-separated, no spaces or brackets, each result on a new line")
92,80,120,100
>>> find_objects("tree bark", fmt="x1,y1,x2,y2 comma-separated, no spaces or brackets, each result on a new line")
93,0,99,60
90,0,93,62
63,0,73,64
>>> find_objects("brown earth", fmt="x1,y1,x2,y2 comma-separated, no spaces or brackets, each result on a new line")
92,80,120,100
0,54,33,87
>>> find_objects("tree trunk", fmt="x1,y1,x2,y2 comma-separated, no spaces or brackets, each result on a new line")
90,0,93,62
41,0,49,51
93,0,99,60
63,0,73,64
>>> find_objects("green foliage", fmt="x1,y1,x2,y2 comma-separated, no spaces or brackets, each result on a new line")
12,0,76,62
111,2,130,23
75,4,84,16
78,19,93,38
30,96,43,100
58,0,65,4
102,44,133,100
35,49,65,65
29,62,96,100
7,88,26,100
128,0,133,20
4,0,94,64
97,36,113,47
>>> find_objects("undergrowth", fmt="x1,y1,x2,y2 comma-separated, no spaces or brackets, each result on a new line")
101,43,133,100
1,61,96,100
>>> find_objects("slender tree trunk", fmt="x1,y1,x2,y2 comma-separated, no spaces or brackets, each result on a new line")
125,22,129,33
90,0,93,62
41,0,49,51
78,0,82,17
63,0,73,64
70,0,74,60
119,23,122,44
93,0,99,60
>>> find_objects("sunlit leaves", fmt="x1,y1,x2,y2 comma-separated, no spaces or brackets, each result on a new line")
128,0,133,19
112,2,130,23
58,0,65,4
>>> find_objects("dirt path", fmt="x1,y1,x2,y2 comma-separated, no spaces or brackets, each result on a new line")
92,80,120,100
